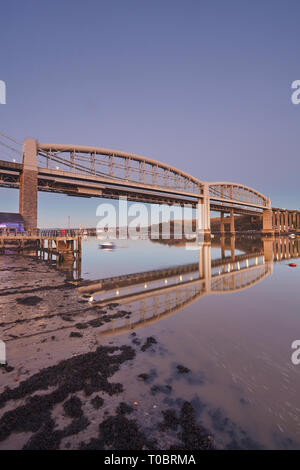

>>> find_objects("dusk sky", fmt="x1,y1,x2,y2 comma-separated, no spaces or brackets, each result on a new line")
0,0,299,227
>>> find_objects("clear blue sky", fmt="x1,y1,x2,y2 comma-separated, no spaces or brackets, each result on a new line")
0,0,299,227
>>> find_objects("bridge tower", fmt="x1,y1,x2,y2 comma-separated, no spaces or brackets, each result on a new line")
198,183,211,241
19,138,38,231
262,198,274,236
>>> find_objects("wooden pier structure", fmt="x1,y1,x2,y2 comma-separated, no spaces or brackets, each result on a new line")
0,233,81,253
0,232,82,280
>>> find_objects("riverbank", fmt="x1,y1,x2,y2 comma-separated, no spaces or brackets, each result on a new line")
0,253,214,450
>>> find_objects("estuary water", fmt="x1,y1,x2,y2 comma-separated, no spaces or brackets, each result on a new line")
77,235,300,449
1,235,300,450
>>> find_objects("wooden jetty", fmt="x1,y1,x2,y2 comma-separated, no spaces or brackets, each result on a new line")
0,232,82,254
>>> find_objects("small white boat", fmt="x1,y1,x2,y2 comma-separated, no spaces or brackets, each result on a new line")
185,234,197,240
99,241,115,250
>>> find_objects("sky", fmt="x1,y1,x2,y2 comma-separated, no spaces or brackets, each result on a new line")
0,0,299,227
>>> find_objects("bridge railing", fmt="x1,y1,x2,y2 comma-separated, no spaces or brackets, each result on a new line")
0,229,80,237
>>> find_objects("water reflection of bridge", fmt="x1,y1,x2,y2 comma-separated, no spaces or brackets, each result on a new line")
77,239,288,336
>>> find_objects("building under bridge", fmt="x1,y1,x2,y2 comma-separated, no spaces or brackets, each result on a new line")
0,212,24,234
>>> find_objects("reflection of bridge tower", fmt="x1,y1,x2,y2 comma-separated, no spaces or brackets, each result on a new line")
263,237,274,263
198,242,211,293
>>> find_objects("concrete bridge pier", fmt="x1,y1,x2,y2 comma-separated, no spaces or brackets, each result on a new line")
284,211,289,232
197,184,211,242
220,212,225,235
274,209,280,234
296,212,300,230
19,138,38,231
262,202,274,236
229,208,235,235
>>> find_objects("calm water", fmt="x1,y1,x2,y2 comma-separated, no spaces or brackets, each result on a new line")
77,235,300,449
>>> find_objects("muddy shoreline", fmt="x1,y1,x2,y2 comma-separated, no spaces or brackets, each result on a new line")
0,253,214,450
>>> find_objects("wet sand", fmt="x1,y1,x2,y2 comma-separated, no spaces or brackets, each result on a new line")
0,254,213,450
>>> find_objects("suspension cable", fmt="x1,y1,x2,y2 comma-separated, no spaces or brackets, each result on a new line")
0,140,22,154
0,131,22,146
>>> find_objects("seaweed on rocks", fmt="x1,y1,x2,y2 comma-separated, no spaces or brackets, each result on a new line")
116,402,134,415
159,402,214,450
80,414,156,450
141,337,157,352
0,344,135,446
16,296,43,306
63,396,83,418
176,365,190,374
91,396,104,410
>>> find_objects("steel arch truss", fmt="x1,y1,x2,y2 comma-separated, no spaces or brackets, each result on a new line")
208,182,270,209
37,144,204,197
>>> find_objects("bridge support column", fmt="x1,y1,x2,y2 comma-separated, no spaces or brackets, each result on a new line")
280,212,284,233
19,138,38,231
229,208,235,235
197,184,211,242
292,211,296,230
262,206,274,236
220,212,225,234
292,213,295,230
275,210,280,234
284,211,289,233
273,210,279,234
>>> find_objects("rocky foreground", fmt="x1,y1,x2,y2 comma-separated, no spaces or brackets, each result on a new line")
0,254,214,450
